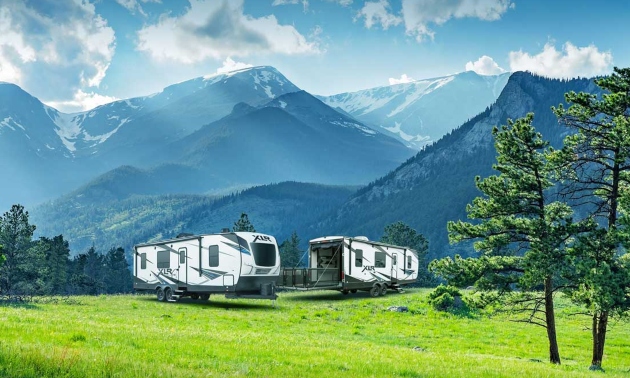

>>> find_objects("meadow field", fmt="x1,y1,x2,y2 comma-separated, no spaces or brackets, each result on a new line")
0,289,628,377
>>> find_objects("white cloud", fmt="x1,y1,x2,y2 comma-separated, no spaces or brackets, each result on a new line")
115,0,147,16
465,55,506,75
356,0,402,30
215,57,253,75
509,42,613,78
389,74,415,85
0,1,115,103
137,0,319,63
45,89,119,113
401,0,513,41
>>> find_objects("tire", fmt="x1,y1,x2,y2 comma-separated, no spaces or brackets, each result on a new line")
342,290,349,295
380,284,388,296
190,293,200,300
156,287,166,302
350,289,357,294
370,285,380,297
200,293,210,301
164,287,173,302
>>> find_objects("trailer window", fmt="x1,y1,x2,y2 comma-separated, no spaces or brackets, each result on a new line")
355,249,363,267
375,252,386,268
140,253,146,269
407,256,412,269
209,245,219,267
251,243,276,267
157,251,170,268
179,248,186,264
393,254,397,266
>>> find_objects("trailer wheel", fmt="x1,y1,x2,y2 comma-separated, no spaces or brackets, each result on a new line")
164,287,173,302
369,284,380,298
350,289,358,294
190,293,199,300
156,287,166,302
380,284,388,296
342,290,349,295
200,294,210,301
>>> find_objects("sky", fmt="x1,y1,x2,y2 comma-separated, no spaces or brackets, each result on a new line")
0,0,628,113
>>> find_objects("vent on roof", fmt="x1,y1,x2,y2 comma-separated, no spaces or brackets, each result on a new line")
354,236,369,241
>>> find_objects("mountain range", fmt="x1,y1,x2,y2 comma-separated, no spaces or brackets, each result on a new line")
1,66,421,210
5,65,591,261
320,71,510,149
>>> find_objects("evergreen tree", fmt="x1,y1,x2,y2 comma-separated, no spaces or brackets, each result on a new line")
380,221,432,285
0,204,36,294
233,212,256,232
552,67,630,369
431,114,583,364
279,231,302,267
84,246,105,294
38,236,70,294
104,247,132,293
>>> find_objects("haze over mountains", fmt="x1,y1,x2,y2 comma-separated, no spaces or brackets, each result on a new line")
1,66,427,210
4,64,593,259
321,71,510,149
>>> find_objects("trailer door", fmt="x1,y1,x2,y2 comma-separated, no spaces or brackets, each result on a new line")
178,247,187,287
391,251,399,282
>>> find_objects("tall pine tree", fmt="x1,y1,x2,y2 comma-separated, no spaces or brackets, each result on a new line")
0,205,36,294
279,231,302,267
552,67,630,369
104,247,132,293
432,114,583,364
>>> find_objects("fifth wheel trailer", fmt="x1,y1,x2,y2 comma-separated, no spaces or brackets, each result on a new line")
133,232,280,302
279,236,419,296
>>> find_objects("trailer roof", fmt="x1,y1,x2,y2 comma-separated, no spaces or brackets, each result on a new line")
134,231,267,248
309,236,419,257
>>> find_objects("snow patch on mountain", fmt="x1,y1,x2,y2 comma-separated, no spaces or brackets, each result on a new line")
0,117,26,132
387,76,455,118
384,122,430,143
51,112,82,152
331,120,377,136
82,118,130,146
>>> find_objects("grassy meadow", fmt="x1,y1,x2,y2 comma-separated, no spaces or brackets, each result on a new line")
1,289,629,377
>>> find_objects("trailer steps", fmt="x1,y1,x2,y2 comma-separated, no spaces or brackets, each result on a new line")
167,290,185,302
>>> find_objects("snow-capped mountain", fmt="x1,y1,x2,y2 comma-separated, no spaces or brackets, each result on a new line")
0,66,413,210
49,66,301,162
320,71,510,149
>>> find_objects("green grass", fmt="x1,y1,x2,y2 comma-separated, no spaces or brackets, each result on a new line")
0,289,629,377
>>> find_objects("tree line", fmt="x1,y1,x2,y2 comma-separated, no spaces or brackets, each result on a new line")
0,204,132,296
430,67,630,370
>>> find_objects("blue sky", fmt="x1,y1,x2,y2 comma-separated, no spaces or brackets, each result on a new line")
0,0,627,112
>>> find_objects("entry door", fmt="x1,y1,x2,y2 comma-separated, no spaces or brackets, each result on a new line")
391,252,399,281
178,247,187,287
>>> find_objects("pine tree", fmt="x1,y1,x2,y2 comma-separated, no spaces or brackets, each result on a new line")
552,67,630,369
0,204,36,294
279,231,302,267
104,247,132,293
39,235,70,294
233,212,256,232
432,114,584,364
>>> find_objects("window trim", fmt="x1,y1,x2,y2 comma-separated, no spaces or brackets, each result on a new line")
209,245,219,268
355,249,363,267
157,250,170,269
375,251,386,268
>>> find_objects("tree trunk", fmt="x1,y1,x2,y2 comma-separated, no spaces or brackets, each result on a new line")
591,311,608,368
544,275,561,364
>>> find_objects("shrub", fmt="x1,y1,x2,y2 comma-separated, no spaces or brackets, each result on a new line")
428,285,463,311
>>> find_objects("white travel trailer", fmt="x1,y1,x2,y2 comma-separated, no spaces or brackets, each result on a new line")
133,232,280,302
279,236,419,296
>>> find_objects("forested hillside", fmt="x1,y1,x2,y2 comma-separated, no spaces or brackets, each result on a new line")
31,182,357,255
312,72,600,259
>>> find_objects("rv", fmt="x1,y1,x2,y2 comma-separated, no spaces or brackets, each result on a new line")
133,232,280,302
279,236,419,296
